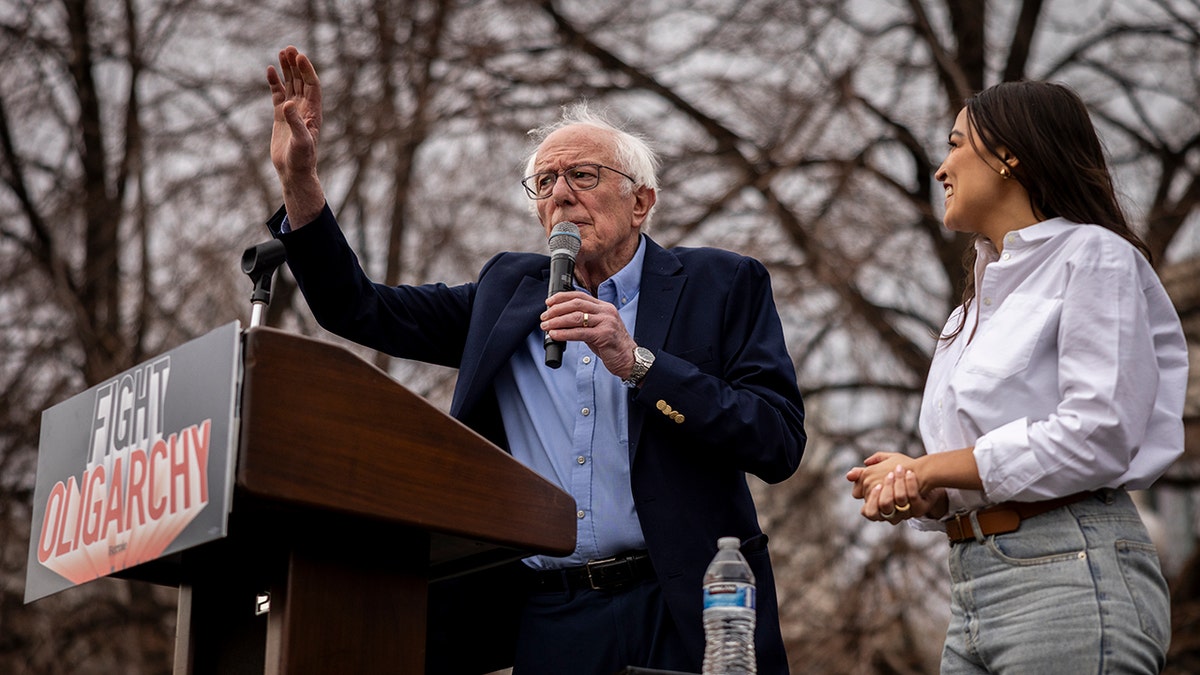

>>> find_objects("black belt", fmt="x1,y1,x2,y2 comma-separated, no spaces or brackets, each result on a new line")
530,551,655,593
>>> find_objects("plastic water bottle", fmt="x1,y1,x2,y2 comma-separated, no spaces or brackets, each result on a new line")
702,536,756,674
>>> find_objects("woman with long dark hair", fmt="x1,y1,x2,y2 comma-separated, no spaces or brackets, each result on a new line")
847,81,1188,673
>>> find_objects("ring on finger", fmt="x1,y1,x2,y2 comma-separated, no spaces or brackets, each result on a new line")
880,509,897,520
582,312,589,328
894,502,911,513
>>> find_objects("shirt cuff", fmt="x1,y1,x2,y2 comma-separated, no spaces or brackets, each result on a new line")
973,417,1040,502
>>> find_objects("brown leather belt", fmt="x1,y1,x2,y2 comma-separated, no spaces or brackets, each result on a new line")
530,551,655,593
945,492,1094,544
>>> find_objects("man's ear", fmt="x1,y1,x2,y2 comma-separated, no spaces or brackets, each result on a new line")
632,187,656,227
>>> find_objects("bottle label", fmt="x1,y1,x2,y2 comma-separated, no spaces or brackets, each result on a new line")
703,582,755,610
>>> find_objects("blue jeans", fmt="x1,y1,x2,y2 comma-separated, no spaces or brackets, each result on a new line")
941,489,1170,674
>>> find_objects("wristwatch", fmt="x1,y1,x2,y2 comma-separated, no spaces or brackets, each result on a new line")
622,346,655,388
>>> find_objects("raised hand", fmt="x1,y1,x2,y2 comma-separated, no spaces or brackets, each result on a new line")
266,45,326,227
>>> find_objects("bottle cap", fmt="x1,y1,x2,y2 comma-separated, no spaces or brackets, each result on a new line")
717,536,741,549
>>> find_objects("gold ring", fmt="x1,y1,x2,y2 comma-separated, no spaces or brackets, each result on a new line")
582,312,589,328
895,502,911,513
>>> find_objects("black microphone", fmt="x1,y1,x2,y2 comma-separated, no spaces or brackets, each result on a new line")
544,221,581,368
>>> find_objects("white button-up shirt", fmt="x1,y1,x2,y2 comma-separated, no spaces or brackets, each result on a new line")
919,218,1188,518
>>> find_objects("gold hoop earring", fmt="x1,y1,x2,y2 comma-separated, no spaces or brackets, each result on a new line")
999,166,1011,180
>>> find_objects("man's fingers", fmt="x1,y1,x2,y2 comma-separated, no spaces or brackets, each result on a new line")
281,101,301,129
296,53,319,85
268,67,288,113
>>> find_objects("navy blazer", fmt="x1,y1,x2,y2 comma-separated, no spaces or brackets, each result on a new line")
271,205,806,673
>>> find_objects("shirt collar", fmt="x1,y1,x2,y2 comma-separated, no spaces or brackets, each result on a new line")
596,234,646,307
973,218,1075,287
976,217,1079,260
999,217,1079,250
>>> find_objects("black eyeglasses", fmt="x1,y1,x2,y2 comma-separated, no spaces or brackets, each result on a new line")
521,164,636,200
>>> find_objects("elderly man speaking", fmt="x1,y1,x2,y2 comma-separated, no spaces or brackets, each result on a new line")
264,45,806,675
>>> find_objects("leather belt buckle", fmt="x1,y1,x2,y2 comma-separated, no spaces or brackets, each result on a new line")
585,555,625,591
948,511,968,543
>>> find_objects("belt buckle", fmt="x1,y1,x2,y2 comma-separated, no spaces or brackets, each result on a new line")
585,555,622,591
950,512,967,543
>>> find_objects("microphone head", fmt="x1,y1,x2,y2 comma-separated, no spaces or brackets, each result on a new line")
548,221,581,259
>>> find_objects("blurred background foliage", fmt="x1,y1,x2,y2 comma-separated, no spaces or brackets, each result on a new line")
2,0,1198,672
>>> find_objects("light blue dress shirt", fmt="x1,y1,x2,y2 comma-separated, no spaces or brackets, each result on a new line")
494,236,649,569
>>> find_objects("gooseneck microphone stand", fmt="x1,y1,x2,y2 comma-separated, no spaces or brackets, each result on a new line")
241,240,287,328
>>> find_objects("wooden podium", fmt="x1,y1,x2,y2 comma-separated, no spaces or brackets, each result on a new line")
149,327,575,674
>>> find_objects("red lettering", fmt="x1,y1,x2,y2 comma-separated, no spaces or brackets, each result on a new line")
56,477,79,558
70,475,84,553
38,482,66,564
81,465,106,546
190,420,211,503
101,456,125,539
148,438,169,519
125,448,148,528
170,433,188,511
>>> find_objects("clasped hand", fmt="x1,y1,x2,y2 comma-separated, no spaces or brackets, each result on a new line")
845,452,945,524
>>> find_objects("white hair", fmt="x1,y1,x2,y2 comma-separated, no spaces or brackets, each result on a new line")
524,102,660,228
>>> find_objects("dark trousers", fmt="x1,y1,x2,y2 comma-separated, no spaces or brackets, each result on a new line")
513,577,696,675
425,563,696,675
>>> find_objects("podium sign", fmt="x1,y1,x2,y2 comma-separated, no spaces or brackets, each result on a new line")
25,321,241,602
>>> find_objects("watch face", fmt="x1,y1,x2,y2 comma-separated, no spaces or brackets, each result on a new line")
623,347,654,387
635,347,654,365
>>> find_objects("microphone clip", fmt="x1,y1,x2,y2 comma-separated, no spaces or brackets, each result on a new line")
241,239,287,328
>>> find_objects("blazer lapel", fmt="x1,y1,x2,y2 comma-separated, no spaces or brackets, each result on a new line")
628,238,685,458
452,271,547,418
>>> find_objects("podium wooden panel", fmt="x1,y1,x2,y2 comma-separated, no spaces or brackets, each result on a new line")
161,327,574,674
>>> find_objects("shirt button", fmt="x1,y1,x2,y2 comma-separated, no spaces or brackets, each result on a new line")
582,355,591,364
581,407,591,416
1002,253,1011,261
577,455,586,465
577,510,586,519
983,297,993,306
